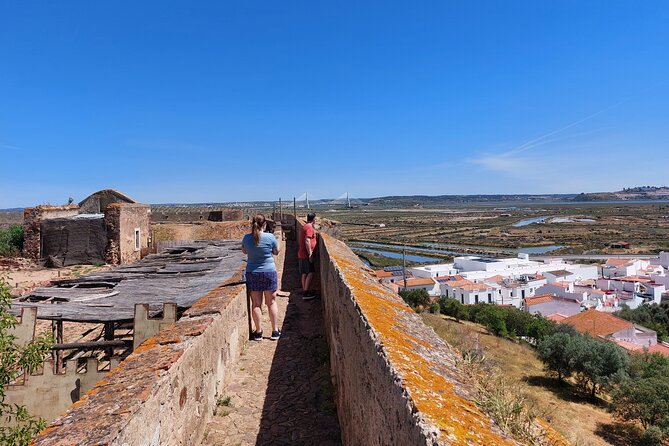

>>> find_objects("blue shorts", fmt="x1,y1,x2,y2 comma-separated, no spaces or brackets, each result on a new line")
246,271,278,292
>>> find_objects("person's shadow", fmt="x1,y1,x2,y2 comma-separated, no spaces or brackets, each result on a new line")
256,237,341,445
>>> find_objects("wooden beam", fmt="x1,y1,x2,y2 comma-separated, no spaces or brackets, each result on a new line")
51,340,130,350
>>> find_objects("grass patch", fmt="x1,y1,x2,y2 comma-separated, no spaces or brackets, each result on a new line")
216,395,232,407
421,313,630,446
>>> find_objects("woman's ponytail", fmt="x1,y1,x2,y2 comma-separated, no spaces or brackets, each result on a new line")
251,214,266,246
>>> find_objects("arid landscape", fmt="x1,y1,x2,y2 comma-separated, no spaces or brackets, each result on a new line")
321,201,669,266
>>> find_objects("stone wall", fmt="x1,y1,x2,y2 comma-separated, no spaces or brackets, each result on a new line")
315,228,517,445
150,206,243,223
22,205,79,260
105,203,151,265
5,358,120,423
32,270,249,446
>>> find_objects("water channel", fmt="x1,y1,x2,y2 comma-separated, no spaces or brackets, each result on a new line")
351,247,441,263
350,241,563,264
513,216,597,227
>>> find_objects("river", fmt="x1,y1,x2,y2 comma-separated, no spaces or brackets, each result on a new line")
350,241,563,261
351,247,441,263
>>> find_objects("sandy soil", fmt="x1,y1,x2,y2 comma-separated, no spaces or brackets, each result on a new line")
2,261,107,298
152,220,249,242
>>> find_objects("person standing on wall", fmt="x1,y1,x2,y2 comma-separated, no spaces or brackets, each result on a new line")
242,214,281,341
298,212,318,300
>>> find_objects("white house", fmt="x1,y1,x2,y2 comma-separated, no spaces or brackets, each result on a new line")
601,258,662,278
438,277,499,305
524,294,582,318
536,282,588,303
597,276,666,305
401,277,440,297
410,263,458,278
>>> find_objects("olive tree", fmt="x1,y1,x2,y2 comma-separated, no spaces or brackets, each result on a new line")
0,276,52,445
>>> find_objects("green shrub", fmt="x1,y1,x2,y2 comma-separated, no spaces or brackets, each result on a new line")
539,330,628,398
474,304,508,337
439,297,469,321
398,289,431,310
639,426,663,446
0,225,23,257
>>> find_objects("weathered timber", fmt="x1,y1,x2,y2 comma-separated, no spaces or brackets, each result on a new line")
10,241,246,322
51,340,130,350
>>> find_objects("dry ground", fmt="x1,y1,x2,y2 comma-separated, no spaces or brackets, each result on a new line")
421,313,643,446
328,203,669,255
152,220,249,242
1,260,106,298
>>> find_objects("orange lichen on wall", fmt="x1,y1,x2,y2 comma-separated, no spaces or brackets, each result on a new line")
323,234,516,445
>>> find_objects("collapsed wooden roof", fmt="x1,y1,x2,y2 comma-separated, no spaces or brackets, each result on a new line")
10,241,245,322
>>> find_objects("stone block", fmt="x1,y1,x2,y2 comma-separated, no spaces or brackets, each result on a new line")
133,302,178,350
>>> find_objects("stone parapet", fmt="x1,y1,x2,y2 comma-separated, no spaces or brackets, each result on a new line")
317,231,517,445
32,270,249,446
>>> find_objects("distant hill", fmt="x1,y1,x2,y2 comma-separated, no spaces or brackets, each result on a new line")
3,187,668,213
572,186,669,202
362,194,576,207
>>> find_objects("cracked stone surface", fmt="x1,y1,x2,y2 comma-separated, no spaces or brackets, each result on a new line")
200,239,341,446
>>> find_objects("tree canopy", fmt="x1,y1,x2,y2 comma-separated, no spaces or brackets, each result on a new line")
0,276,53,445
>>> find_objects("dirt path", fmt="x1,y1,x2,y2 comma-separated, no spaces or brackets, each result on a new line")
200,238,341,446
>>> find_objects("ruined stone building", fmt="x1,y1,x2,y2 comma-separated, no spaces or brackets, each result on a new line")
23,189,151,266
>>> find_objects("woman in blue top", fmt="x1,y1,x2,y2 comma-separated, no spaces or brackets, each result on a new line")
242,214,281,341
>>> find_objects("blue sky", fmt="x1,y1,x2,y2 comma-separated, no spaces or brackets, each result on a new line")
1,1,668,207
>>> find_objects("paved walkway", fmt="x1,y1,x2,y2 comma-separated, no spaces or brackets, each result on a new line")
201,238,341,446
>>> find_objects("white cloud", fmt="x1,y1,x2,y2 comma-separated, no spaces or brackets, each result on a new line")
0,142,23,151
467,154,529,175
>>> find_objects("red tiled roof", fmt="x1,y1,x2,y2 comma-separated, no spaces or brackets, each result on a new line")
546,313,567,322
404,277,437,287
561,309,634,337
524,293,555,306
606,258,630,266
375,270,393,278
551,281,571,288
648,343,669,357
613,339,643,351
460,282,492,291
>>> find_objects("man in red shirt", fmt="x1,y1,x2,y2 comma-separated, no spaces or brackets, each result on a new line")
298,213,318,300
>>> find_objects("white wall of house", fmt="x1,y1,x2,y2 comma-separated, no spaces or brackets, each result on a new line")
536,283,588,303
409,264,457,278
611,326,657,348
597,278,639,294
525,299,581,317
652,274,669,287
442,286,496,305
494,287,522,307
568,265,599,281
660,252,669,268
404,282,441,297
648,284,666,304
